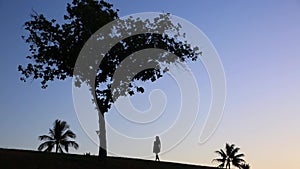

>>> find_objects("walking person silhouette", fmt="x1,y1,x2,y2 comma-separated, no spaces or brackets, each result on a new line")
153,136,161,161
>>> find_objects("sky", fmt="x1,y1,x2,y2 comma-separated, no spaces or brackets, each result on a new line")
0,0,300,169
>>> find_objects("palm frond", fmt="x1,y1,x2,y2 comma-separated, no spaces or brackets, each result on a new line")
55,120,69,132
232,157,245,164
62,130,76,139
230,146,241,156
217,163,225,168
215,149,226,158
213,149,226,168
240,163,250,169
61,140,79,152
234,153,245,159
68,141,79,150
226,143,235,156
45,143,54,152
212,158,225,163
63,143,69,152
49,129,55,137
38,135,54,141
38,140,55,151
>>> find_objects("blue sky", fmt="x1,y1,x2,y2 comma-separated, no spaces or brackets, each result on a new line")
1,1,300,169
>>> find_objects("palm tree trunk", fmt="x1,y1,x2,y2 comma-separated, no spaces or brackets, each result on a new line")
55,144,58,153
98,112,107,158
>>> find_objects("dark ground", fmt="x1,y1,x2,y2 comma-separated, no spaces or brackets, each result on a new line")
0,148,217,169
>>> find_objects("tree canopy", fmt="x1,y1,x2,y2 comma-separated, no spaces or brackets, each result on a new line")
19,0,201,115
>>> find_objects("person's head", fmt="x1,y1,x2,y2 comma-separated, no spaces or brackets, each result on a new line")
155,136,160,141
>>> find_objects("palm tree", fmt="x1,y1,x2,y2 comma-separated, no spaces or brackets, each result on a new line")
212,143,245,169
38,119,79,153
239,163,250,169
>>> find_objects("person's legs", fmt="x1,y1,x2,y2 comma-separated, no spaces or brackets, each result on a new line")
156,154,160,161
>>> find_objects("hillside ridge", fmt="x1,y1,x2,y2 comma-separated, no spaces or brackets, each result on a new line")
0,148,217,169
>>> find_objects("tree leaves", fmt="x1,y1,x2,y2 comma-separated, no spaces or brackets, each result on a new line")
19,0,201,113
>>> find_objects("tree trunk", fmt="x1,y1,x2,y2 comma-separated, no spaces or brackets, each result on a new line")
55,144,58,153
98,112,107,159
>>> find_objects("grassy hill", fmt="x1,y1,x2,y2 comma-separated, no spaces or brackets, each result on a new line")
0,148,217,169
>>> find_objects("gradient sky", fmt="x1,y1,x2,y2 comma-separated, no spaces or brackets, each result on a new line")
1,1,300,169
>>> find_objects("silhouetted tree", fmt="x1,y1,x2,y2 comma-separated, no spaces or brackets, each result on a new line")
213,143,245,169
19,0,201,158
38,119,79,153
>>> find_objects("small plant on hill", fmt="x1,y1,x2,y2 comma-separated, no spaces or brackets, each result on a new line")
38,119,79,153
212,143,246,169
